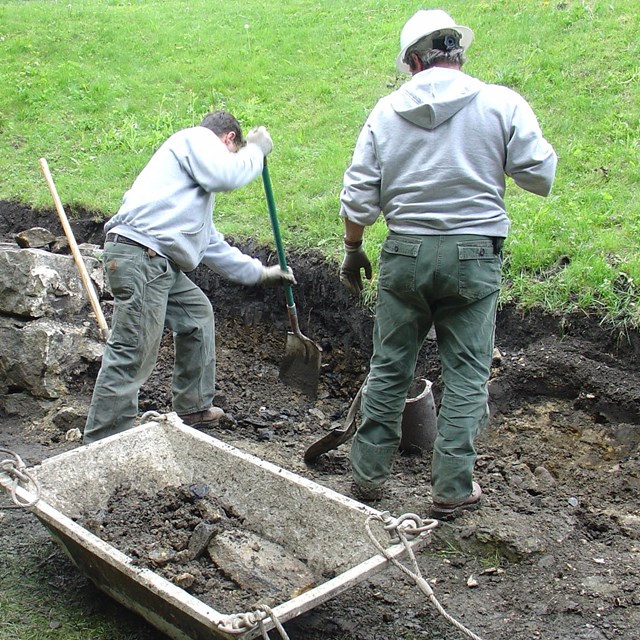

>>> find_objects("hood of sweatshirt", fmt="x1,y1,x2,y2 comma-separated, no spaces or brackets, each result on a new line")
391,67,484,130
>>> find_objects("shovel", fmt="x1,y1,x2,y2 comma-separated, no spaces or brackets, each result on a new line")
262,160,322,399
304,382,363,462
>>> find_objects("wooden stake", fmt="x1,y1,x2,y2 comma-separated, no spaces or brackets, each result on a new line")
38,158,109,342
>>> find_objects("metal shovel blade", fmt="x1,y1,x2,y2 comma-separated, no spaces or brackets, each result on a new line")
304,384,363,462
280,331,322,400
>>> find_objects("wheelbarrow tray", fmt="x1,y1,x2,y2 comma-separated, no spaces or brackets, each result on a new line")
1,415,427,639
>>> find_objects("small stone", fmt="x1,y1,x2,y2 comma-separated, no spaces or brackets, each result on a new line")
175,572,196,589
308,408,326,421
147,546,175,566
257,428,273,441
533,466,556,487
188,522,218,560
65,428,82,442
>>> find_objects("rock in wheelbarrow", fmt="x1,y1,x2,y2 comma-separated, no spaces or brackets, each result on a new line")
207,529,316,602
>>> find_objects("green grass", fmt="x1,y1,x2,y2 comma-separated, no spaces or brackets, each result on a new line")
0,529,156,639
1,0,638,328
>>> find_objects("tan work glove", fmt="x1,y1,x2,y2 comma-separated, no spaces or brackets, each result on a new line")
340,240,372,295
259,265,296,287
246,126,273,156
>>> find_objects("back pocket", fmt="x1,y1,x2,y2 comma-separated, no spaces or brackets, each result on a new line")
458,241,502,301
379,237,420,294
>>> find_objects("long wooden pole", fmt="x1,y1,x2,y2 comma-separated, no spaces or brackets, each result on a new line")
38,158,110,342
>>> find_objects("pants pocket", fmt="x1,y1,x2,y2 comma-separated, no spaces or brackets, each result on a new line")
458,240,502,301
379,236,420,294
106,255,141,348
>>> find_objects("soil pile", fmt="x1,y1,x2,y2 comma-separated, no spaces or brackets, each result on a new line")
79,482,320,614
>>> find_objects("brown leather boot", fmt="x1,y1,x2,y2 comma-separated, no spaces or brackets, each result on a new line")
430,482,482,520
178,407,225,428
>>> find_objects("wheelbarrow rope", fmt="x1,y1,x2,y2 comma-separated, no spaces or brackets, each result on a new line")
218,605,290,638
140,411,163,423
256,604,290,640
365,512,486,640
0,448,41,509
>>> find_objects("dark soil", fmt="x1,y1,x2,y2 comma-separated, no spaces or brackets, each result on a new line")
1,201,639,640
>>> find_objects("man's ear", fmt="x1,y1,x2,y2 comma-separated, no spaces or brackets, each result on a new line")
409,52,421,72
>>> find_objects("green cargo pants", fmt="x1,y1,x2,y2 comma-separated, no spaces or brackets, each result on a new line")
84,240,215,443
350,233,501,503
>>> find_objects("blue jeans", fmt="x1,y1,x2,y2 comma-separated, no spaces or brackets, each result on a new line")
84,241,215,443
350,233,501,502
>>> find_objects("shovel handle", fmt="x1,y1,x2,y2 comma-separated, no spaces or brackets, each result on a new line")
39,158,110,342
262,160,296,310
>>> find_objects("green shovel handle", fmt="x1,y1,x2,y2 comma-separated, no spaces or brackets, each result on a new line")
262,160,295,309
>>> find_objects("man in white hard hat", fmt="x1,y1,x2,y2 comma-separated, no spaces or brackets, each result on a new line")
339,9,557,518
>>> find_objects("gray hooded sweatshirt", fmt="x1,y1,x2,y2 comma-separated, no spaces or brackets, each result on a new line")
106,126,264,284
340,67,557,237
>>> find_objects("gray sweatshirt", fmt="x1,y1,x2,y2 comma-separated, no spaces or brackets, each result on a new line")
106,126,265,284
340,67,557,237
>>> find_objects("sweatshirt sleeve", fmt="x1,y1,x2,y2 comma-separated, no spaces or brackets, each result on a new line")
200,226,264,286
339,118,383,226
181,129,265,193
505,96,558,197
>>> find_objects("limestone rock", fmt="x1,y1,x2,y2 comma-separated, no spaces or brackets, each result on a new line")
0,247,102,318
52,403,90,431
207,529,316,602
15,227,56,249
0,316,104,398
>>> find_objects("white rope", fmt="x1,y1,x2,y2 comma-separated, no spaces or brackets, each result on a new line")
256,604,290,640
365,512,486,640
140,411,163,424
217,604,290,638
0,448,41,509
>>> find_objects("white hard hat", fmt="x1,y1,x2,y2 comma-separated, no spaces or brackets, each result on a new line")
395,9,474,74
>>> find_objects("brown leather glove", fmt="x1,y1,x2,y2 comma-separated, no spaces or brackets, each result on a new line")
340,241,372,295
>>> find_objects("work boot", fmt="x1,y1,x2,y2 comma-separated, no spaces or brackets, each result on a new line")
430,482,482,520
350,481,383,503
178,407,225,428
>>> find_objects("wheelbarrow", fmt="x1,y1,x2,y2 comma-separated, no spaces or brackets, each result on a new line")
0,415,435,639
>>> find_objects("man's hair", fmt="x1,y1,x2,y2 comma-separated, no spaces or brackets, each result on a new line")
200,111,245,146
405,31,466,72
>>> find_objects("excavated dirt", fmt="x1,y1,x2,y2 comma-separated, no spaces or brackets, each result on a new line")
1,201,640,640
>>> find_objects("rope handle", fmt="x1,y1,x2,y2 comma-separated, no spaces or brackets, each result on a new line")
0,448,41,509
365,512,486,640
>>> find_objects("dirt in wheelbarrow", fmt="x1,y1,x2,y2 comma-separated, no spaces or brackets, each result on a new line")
1,202,640,640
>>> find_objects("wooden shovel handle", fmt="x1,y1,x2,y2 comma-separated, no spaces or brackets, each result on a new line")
38,158,110,342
